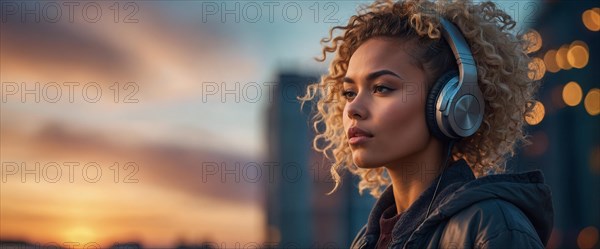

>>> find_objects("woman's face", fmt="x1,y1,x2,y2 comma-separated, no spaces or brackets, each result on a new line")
342,37,432,168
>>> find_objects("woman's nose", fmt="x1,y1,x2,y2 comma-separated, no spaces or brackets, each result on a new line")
346,95,368,120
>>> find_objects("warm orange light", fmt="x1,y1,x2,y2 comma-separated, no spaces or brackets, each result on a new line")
562,81,583,106
577,226,599,249
528,57,546,80
582,8,600,32
63,226,98,245
584,88,600,116
567,44,589,69
525,101,545,125
571,40,589,51
523,29,542,54
544,49,560,73
556,45,572,70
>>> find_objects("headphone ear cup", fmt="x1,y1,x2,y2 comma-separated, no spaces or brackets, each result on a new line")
426,71,459,141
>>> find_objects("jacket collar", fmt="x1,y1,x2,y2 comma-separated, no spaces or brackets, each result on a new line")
404,167,553,248
363,159,476,246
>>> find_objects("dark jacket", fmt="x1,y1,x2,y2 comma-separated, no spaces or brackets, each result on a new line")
350,159,554,249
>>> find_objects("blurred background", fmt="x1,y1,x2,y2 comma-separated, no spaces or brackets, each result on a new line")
0,0,598,248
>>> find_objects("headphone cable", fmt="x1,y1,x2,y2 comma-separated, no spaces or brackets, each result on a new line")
424,139,456,219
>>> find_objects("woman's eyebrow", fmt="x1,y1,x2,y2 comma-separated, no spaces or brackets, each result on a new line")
342,69,404,84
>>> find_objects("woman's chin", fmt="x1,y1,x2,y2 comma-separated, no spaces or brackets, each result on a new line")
352,157,382,169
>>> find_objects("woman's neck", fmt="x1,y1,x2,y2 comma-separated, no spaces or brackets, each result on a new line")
384,137,445,215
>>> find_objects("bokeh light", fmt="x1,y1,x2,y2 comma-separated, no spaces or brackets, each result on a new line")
528,57,546,80
571,40,590,51
562,82,583,106
567,42,589,69
525,101,545,125
577,226,599,249
584,88,600,116
523,29,543,54
556,45,573,70
544,49,561,73
582,8,600,32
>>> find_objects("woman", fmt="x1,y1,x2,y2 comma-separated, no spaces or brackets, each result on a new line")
300,0,554,248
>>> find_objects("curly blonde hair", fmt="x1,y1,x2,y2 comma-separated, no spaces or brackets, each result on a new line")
299,0,540,198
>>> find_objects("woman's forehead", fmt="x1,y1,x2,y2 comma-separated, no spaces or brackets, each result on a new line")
346,38,421,80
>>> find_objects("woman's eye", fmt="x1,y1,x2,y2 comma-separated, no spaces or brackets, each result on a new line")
341,90,356,99
373,84,393,93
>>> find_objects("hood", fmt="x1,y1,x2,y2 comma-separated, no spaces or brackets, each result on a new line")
407,161,554,247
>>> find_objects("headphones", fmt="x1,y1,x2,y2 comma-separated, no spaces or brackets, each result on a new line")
425,17,485,141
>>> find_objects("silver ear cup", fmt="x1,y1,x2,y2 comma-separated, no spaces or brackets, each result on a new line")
453,94,483,136
435,77,485,139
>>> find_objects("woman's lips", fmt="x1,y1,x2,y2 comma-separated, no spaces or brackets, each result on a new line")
348,136,372,145
347,126,374,146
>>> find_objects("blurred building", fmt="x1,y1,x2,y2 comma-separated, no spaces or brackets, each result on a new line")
265,72,375,248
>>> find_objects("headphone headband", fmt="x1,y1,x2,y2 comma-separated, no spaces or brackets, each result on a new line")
439,18,477,87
